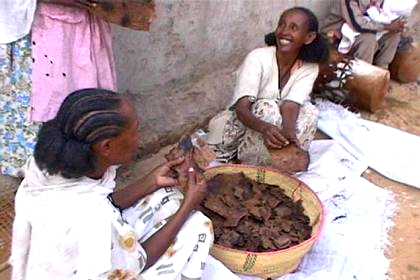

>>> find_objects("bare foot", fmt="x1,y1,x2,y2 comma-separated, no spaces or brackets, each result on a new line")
269,145,309,174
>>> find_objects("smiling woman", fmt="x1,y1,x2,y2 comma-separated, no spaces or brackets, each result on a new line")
207,7,329,171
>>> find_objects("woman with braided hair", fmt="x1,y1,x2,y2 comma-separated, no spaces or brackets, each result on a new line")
11,88,213,280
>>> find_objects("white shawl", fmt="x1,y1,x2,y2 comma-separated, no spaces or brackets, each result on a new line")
10,158,146,280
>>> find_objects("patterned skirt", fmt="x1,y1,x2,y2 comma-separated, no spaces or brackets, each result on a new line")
207,99,319,165
0,35,39,177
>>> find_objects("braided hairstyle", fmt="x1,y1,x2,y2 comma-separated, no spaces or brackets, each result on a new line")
265,6,329,64
34,88,129,179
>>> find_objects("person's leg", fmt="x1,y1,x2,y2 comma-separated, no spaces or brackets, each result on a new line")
140,211,214,280
374,32,401,69
122,187,184,242
352,33,378,64
268,102,318,173
207,110,246,163
237,99,282,165
295,102,319,151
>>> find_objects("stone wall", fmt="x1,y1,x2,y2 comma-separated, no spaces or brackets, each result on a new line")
112,0,420,157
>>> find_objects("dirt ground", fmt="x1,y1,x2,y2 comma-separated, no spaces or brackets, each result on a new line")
0,81,419,280
362,81,420,280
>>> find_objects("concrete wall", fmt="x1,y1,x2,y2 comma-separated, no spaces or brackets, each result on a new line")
112,0,331,156
409,2,420,41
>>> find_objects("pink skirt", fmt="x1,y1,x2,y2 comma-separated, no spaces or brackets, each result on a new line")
30,3,117,122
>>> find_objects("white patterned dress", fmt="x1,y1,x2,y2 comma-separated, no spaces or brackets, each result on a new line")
11,158,213,280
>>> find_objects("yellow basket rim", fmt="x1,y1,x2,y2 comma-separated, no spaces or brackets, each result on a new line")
204,163,325,256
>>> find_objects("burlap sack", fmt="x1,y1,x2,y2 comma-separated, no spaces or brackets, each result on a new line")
390,42,420,83
345,59,390,112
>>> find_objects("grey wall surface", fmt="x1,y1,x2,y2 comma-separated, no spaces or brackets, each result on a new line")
112,0,331,155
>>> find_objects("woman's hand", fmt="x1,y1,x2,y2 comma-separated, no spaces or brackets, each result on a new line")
141,168,207,269
261,123,289,149
235,97,290,149
146,157,185,191
280,127,298,145
109,157,184,210
182,168,208,211
385,19,405,33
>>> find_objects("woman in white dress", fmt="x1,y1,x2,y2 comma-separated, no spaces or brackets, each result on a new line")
207,7,329,169
11,88,213,280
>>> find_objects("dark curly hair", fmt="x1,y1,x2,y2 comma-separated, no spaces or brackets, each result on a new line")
34,88,129,179
265,6,329,64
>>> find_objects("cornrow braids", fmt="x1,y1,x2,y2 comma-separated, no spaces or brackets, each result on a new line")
34,88,129,179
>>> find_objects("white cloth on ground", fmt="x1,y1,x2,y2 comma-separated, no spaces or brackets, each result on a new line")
202,139,396,280
279,140,395,280
316,100,420,189
0,0,37,44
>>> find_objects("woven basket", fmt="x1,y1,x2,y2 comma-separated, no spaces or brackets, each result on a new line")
204,164,324,279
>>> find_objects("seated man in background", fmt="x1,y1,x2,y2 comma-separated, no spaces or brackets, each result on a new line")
322,0,405,69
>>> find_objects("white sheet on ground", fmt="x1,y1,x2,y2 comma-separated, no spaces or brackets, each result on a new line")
316,100,420,189
202,139,396,280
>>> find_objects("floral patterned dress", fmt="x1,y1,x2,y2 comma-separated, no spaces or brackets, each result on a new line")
0,35,39,177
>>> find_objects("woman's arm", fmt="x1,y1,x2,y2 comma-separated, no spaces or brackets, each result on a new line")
281,65,319,143
110,157,184,210
142,169,207,269
236,97,289,149
280,101,300,144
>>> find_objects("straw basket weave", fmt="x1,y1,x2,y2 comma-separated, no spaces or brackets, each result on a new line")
0,180,18,273
204,165,324,279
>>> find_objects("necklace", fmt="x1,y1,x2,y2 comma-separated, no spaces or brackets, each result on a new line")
278,66,292,92
277,55,298,92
